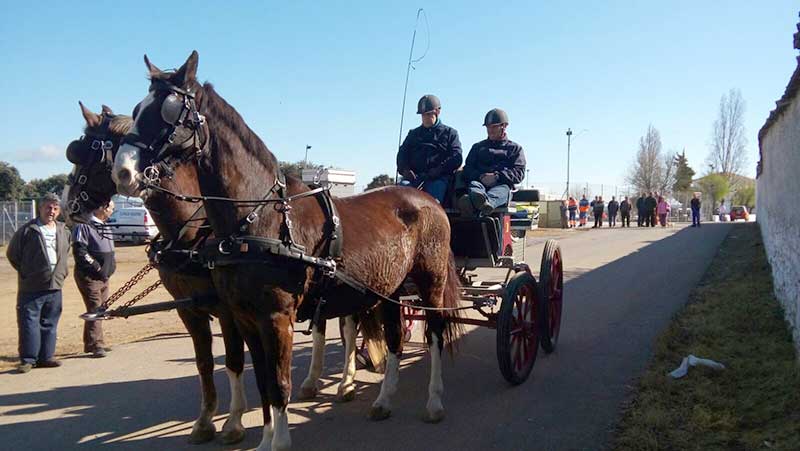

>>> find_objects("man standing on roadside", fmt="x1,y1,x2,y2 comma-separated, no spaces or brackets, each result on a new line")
645,192,657,227
690,193,701,227
7,193,70,373
619,196,632,227
578,195,590,227
72,200,116,358
607,196,619,227
592,196,605,228
636,193,646,227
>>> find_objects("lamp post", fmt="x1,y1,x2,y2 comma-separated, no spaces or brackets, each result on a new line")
565,128,573,197
526,169,530,188
304,145,312,168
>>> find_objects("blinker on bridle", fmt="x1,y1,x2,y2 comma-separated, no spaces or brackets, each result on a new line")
66,116,119,215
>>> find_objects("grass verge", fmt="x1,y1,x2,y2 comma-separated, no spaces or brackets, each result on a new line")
612,223,800,450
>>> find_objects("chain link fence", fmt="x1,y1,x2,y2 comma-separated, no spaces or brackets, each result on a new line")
1,200,36,246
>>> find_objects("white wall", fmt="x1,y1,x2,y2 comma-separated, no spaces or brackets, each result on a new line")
758,89,800,353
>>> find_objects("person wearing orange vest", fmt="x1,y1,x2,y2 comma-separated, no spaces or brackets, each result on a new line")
567,196,578,228
578,195,590,227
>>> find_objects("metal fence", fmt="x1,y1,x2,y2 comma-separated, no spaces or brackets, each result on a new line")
1,200,36,245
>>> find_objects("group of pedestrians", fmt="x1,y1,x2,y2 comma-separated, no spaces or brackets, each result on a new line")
634,192,673,227
8,194,117,374
562,195,632,228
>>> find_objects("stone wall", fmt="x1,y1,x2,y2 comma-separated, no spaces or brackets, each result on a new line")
757,14,800,353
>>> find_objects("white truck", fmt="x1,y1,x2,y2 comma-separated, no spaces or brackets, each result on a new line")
107,196,158,244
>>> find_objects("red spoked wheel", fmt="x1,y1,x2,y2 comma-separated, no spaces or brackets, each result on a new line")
402,305,419,342
539,239,563,354
496,271,540,385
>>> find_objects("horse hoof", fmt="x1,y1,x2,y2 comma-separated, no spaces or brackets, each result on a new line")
297,384,319,400
423,408,445,424
367,405,392,421
336,389,356,403
219,426,246,445
187,423,216,444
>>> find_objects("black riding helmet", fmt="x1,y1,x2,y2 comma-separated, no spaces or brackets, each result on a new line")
483,108,509,126
416,94,441,114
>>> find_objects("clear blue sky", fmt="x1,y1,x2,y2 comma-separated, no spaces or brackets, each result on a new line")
1,1,798,193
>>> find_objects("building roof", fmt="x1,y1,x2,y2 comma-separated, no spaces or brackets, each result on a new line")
758,12,800,176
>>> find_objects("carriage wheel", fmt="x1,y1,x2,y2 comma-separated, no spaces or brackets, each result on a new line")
402,305,418,342
539,239,564,354
496,271,540,385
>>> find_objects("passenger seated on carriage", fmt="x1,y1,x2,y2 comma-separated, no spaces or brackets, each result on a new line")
396,94,463,205
457,108,526,216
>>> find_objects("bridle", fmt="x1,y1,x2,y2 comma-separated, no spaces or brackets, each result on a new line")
121,79,209,189
66,116,120,215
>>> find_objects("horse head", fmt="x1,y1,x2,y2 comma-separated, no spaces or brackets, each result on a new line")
63,102,130,225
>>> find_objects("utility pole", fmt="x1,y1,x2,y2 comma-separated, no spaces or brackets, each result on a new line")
304,145,312,168
565,128,572,198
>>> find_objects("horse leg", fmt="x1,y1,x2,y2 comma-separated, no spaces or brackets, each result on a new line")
218,311,247,444
255,311,293,451
237,323,272,446
368,298,403,421
176,308,217,444
336,315,358,402
298,320,326,400
423,309,446,423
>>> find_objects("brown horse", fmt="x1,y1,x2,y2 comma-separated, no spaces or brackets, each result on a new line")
65,102,381,444
113,51,462,451
63,103,249,444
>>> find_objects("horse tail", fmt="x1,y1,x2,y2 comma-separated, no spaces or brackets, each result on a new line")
358,309,387,372
442,250,465,354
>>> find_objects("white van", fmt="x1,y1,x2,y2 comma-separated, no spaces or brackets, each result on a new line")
107,203,158,244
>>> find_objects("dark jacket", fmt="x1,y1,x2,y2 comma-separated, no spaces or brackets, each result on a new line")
645,196,657,212
593,201,605,214
397,121,462,180
636,197,645,211
6,219,70,293
620,200,631,214
690,198,701,211
608,200,619,215
72,220,116,280
463,138,526,187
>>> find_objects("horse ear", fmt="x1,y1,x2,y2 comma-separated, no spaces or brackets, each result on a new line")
173,50,199,87
144,54,161,77
101,104,114,115
79,101,102,127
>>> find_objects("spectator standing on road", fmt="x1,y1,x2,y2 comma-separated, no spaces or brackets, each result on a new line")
645,192,657,227
397,94,463,204
559,200,569,229
72,200,117,358
592,196,605,228
718,199,728,222
607,196,619,227
567,196,578,228
578,195,590,227
459,108,526,216
657,196,670,227
636,193,645,226
620,196,632,227
6,193,70,374
690,193,701,227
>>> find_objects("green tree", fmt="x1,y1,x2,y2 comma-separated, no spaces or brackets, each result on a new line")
279,160,323,180
732,182,755,209
0,161,27,200
365,174,395,191
672,151,695,193
696,173,730,210
26,174,69,198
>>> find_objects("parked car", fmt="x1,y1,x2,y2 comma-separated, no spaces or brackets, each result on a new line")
729,206,750,222
107,206,158,244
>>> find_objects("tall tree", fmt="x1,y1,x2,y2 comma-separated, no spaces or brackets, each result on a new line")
732,180,756,209
627,125,675,194
672,150,695,193
708,88,748,184
696,173,730,211
26,174,69,198
365,174,395,191
0,161,27,200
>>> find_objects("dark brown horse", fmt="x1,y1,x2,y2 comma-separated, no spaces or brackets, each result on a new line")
113,51,462,451
64,103,250,444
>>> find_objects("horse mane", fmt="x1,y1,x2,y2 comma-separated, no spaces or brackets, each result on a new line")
107,114,133,135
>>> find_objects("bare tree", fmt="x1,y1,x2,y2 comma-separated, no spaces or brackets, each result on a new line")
658,151,677,194
708,88,748,184
627,124,670,194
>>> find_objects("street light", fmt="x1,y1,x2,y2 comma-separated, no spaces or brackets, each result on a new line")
304,145,312,168
565,128,572,197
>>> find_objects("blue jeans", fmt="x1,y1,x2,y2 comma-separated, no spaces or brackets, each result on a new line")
468,181,511,210
17,290,62,364
400,176,449,204
692,208,701,226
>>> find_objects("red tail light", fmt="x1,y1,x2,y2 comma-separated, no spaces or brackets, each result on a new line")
143,212,150,224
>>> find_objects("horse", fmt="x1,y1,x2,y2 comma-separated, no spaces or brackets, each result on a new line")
64,102,384,444
112,51,462,451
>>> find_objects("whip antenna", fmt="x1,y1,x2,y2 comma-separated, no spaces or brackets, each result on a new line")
396,8,430,182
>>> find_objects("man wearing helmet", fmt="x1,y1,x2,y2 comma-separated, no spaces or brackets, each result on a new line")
458,108,526,215
396,94,463,204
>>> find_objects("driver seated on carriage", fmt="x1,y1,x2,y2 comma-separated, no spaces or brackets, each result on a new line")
396,94,463,205
457,108,526,216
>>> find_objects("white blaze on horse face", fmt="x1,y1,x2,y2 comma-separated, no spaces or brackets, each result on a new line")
113,91,155,196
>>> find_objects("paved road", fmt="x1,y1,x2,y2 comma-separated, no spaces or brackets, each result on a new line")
0,223,733,451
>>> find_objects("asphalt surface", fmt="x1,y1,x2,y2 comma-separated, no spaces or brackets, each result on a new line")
0,222,733,451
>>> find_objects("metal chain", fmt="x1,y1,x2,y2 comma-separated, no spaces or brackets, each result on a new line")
113,279,164,315
100,263,157,310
